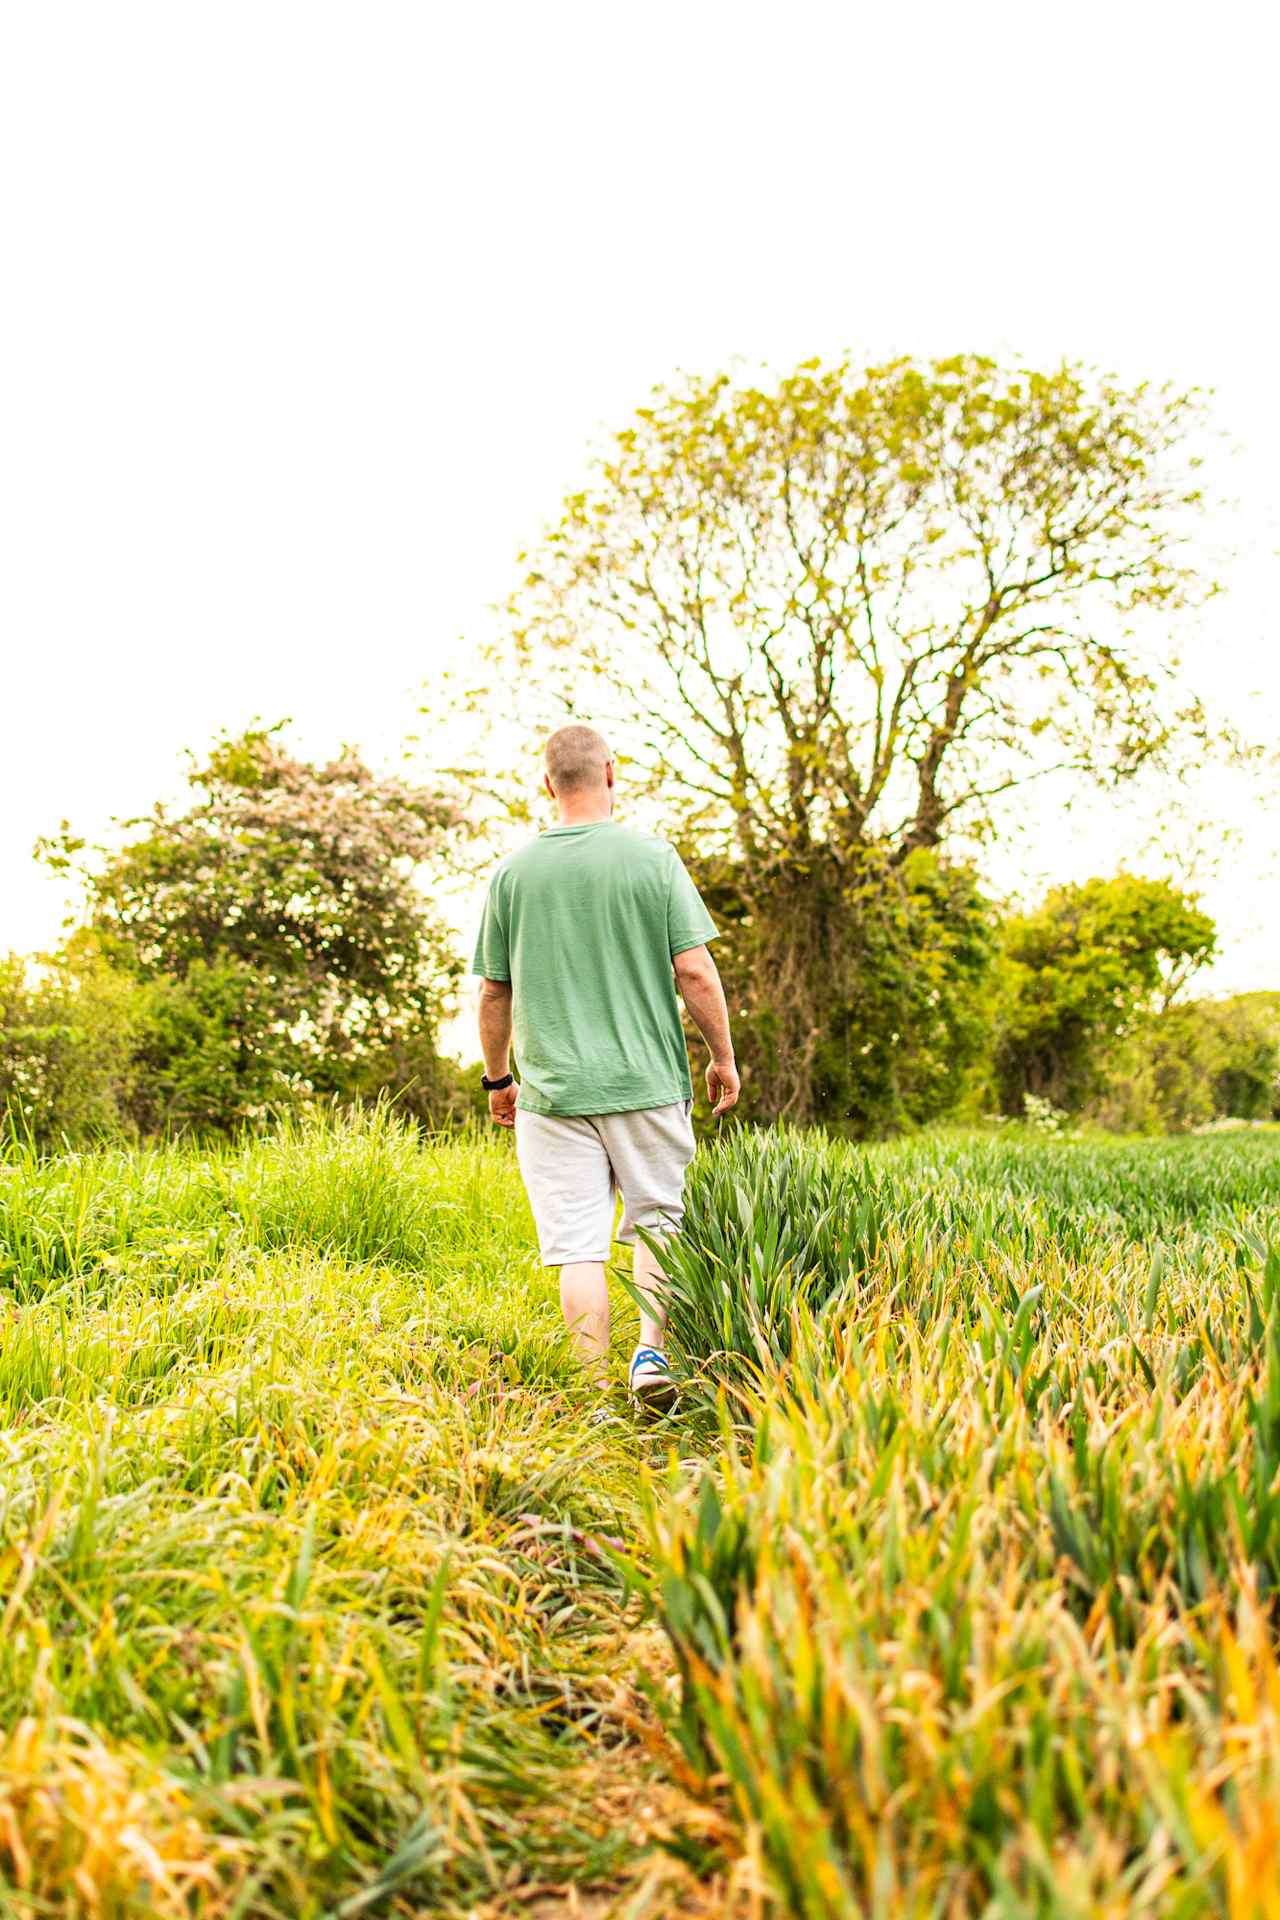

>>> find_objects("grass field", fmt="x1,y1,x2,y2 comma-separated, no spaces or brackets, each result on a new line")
2,1112,1280,1916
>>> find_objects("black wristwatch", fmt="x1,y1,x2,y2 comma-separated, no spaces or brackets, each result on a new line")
481,1071,515,1092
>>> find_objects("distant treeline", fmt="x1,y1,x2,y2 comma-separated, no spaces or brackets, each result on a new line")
2,727,1276,1150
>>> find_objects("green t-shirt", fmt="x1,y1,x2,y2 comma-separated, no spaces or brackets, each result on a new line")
471,820,718,1117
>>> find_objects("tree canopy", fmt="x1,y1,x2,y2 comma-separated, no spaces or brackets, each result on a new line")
994,873,1217,1115
505,354,1219,867
36,726,465,1130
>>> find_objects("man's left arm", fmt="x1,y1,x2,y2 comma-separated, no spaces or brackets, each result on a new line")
478,978,517,1127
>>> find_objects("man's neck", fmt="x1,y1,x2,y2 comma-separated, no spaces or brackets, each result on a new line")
552,806,614,829
555,798,613,827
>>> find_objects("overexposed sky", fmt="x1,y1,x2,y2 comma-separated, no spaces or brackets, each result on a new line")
3,1,1277,1003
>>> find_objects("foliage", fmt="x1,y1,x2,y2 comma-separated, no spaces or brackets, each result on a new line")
504,356,1221,864
0,940,139,1146
1094,990,1280,1133
130,953,312,1132
693,843,994,1128
1021,1090,1072,1133
33,725,466,1134
346,1025,480,1131
653,1120,1280,1399
824,850,993,1131
0,941,342,1146
1207,991,1280,1118
635,1126,894,1392
994,872,1216,1114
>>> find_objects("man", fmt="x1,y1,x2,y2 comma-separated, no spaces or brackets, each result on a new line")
472,723,740,1410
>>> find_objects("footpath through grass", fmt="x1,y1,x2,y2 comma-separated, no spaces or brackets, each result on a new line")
1,1112,1279,1915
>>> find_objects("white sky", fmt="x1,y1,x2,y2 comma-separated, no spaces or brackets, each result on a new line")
3,2,1277,1028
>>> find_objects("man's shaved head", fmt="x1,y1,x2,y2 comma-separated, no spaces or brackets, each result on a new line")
544,724,612,795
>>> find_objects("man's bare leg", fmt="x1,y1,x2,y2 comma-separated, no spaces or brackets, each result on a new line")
632,1237,668,1352
559,1261,610,1387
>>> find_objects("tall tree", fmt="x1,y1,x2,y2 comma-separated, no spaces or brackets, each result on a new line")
482,355,1226,1119
506,355,1219,859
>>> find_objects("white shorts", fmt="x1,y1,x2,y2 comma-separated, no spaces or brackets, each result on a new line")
514,1099,696,1267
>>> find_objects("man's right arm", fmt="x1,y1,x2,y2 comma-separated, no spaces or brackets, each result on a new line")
672,944,740,1115
478,977,518,1127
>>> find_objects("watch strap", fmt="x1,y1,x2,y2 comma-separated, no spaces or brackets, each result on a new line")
482,1071,515,1092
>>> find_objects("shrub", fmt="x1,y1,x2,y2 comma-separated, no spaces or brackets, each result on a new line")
994,874,1216,1115
692,846,995,1133
0,946,138,1147
1095,993,1280,1134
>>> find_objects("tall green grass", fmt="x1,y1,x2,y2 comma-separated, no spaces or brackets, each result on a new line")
652,1123,1280,1395
0,1110,670,1916
641,1125,1280,1913
4,1110,1280,1915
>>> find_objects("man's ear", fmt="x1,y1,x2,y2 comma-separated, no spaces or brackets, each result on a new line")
543,773,556,800
605,759,615,789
